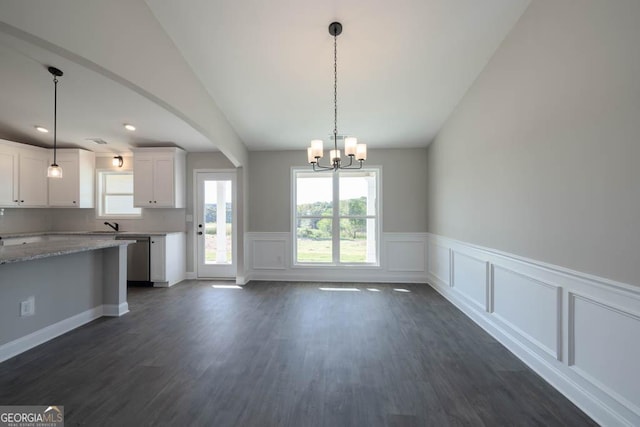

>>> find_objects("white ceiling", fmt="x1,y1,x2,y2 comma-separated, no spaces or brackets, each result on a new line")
0,26,211,153
0,0,530,154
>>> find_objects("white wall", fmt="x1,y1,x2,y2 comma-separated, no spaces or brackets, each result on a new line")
425,0,640,287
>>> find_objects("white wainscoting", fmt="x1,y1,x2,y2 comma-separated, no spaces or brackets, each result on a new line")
244,232,428,283
426,233,640,427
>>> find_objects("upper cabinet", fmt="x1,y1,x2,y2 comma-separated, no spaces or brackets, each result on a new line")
48,149,96,207
0,139,48,207
133,148,186,208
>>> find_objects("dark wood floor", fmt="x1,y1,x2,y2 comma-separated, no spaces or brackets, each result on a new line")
0,281,595,426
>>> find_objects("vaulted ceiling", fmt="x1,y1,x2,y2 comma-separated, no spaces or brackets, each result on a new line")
0,0,530,159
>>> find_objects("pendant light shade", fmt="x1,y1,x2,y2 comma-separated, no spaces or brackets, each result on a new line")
47,66,64,179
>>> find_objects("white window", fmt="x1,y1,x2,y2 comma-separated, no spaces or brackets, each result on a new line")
97,171,142,218
293,168,379,265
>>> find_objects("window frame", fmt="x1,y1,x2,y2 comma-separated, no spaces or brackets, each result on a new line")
291,166,381,267
95,169,143,219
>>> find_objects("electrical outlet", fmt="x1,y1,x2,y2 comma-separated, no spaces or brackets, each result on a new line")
20,297,35,317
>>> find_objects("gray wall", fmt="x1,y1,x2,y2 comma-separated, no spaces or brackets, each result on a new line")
426,0,640,286
249,148,428,233
0,251,103,345
0,208,51,235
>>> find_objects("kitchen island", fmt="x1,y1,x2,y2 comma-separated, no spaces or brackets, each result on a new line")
0,238,131,362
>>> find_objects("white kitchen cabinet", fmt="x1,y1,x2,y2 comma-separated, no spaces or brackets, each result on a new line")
48,149,95,207
150,232,186,287
0,139,48,207
18,149,49,207
0,144,18,207
133,148,185,208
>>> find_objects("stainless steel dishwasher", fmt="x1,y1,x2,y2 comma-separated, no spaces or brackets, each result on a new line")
115,235,150,285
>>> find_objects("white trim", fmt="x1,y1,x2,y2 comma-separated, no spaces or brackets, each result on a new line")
193,169,238,279
245,232,428,283
0,305,116,363
426,232,640,427
94,169,143,220
290,166,382,267
102,302,129,317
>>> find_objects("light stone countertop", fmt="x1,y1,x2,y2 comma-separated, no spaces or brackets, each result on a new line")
0,231,178,240
0,238,133,265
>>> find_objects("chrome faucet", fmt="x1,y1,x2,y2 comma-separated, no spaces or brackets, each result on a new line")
104,221,119,232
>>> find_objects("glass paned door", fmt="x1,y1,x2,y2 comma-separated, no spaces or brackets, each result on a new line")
196,171,236,278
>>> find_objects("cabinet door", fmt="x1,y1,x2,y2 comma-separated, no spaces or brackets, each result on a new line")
0,149,18,206
19,152,48,206
133,157,154,207
150,236,166,282
48,156,79,206
152,157,175,207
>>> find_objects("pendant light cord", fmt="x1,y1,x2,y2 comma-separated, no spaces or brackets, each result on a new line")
53,74,58,165
333,31,338,153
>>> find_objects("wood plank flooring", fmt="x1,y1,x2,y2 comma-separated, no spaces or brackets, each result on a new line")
0,281,596,426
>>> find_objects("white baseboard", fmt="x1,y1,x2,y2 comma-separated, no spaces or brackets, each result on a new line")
185,271,197,280
426,233,640,427
0,306,103,363
103,302,129,317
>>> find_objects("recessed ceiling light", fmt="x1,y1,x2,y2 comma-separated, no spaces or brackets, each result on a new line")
124,124,136,131
35,126,49,133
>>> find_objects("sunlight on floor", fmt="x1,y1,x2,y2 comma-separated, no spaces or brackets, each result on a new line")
317,287,411,293
212,285,242,289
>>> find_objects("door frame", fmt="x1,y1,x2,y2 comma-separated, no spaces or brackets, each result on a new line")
194,169,237,279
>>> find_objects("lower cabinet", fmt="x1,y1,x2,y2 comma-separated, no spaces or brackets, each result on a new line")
150,233,186,287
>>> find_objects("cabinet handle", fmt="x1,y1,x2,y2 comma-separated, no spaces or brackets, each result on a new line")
154,201,157,204
73,201,76,204
20,200,24,203
149,201,152,204
13,200,18,203
198,231,203,235
151,241,155,244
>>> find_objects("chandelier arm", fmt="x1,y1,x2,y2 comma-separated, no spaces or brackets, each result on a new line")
313,160,334,171
338,160,363,170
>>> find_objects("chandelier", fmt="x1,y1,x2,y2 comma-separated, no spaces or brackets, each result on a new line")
307,22,367,171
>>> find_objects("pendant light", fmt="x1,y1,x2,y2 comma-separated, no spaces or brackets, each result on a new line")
47,66,64,179
306,22,367,171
